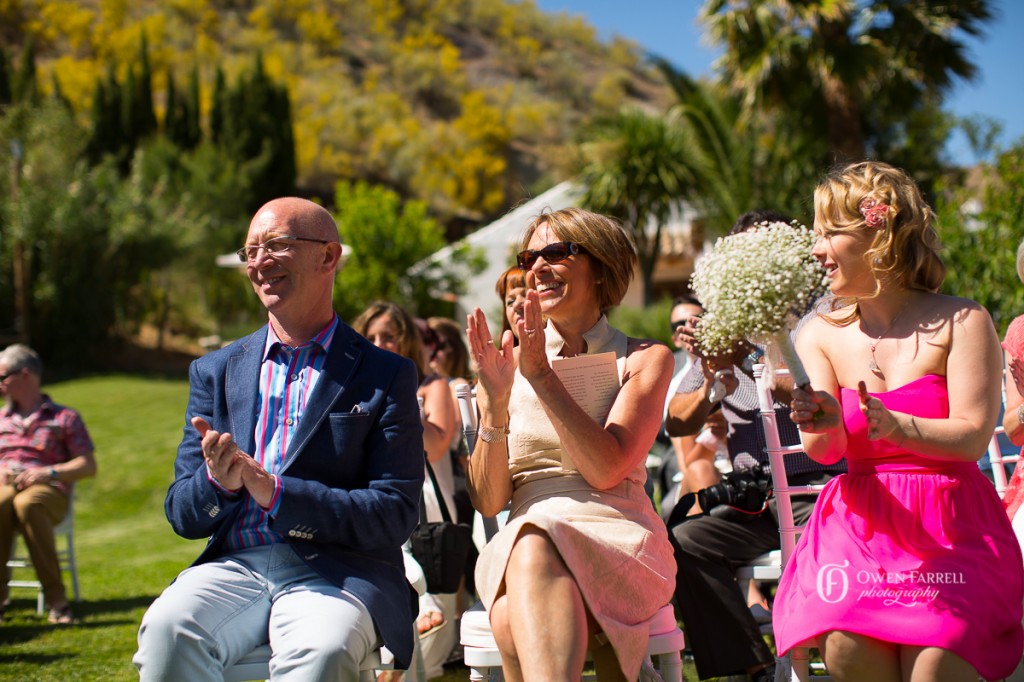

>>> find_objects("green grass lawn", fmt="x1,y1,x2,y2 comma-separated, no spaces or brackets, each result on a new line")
0,372,203,680
0,371,703,681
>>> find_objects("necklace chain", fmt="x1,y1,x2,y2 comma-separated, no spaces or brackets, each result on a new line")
866,297,911,373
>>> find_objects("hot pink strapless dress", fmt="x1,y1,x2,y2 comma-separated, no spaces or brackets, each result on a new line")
773,375,1024,680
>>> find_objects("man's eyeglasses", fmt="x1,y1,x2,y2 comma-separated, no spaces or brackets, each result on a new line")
669,320,688,334
516,242,586,271
0,370,17,383
236,235,329,263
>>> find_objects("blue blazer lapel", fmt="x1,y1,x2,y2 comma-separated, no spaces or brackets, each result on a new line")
226,327,267,454
280,325,363,472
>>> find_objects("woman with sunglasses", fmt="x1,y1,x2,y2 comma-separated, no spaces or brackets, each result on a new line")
465,208,676,681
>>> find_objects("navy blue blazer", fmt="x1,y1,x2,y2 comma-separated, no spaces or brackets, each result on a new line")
164,322,425,667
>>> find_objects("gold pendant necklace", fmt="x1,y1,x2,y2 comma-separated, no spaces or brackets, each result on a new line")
868,336,884,373
865,297,911,374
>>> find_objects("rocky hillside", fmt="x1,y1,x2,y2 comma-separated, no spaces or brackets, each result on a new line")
5,0,675,234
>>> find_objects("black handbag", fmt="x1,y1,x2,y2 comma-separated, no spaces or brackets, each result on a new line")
409,459,473,594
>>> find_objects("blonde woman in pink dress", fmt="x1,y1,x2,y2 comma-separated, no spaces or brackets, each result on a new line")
778,161,1023,681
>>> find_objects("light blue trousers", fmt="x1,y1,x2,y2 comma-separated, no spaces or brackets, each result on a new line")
134,543,379,681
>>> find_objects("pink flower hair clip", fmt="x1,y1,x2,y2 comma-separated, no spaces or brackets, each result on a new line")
859,197,890,228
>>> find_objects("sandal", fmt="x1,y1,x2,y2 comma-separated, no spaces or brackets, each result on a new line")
47,604,76,625
416,610,446,638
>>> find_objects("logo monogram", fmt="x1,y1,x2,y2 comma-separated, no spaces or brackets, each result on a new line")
816,560,850,603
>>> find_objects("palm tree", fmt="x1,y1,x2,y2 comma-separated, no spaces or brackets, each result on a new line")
654,59,823,232
701,0,994,161
576,106,697,305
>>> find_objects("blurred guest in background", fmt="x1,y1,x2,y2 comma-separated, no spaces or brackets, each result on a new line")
665,209,844,682
0,343,96,625
354,301,460,680
996,238,1024,551
494,265,527,344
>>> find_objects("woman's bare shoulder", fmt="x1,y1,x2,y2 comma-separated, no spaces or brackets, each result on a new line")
911,292,992,333
625,336,673,368
797,309,849,340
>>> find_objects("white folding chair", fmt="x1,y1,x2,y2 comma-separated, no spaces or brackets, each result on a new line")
456,382,478,454
988,424,1019,497
223,644,395,682
741,364,831,682
460,601,684,682
7,490,80,615
983,365,1021,497
456,383,505,543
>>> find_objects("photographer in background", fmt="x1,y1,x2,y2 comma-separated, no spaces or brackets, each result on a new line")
663,210,846,682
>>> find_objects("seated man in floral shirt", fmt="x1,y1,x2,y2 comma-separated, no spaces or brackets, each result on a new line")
0,343,96,625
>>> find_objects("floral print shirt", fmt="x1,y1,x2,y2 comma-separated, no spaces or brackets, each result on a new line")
0,395,93,494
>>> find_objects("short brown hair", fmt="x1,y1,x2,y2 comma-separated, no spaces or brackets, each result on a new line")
520,207,636,312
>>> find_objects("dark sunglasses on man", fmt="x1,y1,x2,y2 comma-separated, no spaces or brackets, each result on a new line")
516,242,586,271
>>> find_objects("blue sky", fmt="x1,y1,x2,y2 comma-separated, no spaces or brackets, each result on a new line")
533,0,1023,165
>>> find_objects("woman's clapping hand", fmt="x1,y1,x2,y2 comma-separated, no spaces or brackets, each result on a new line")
467,307,516,404
515,290,551,382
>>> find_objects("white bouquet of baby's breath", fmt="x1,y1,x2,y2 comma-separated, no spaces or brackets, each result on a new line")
691,221,827,388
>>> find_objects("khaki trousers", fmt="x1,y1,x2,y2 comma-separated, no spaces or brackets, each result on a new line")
0,482,69,607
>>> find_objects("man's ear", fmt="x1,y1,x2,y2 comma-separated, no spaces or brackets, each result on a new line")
323,242,344,273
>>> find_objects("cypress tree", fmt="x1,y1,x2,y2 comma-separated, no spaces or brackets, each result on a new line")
135,32,157,139
164,73,182,145
85,68,123,165
85,78,108,164
13,39,39,105
51,72,71,110
184,64,201,149
210,66,226,144
269,83,296,198
122,65,137,151
0,47,12,107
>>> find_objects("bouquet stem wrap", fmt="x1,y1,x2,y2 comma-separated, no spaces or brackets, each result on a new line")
772,330,810,390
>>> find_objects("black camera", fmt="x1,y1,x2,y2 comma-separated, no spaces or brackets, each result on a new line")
698,464,772,515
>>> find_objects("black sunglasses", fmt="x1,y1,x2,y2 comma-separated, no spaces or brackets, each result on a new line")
516,242,586,271
669,320,687,334
0,370,17,382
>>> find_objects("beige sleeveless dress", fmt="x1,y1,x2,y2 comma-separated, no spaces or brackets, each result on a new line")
474,316,676,680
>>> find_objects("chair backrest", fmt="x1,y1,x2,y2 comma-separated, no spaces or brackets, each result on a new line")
455,382,478,454
752,364,827,567
987,366,1021,496
455,383,506,544
988,425,1017,496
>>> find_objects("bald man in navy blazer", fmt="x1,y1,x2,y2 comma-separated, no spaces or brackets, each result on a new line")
135,198,425,680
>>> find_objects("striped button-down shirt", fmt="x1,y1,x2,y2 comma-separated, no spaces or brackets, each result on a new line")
677,356,846,477
223,315,339,550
